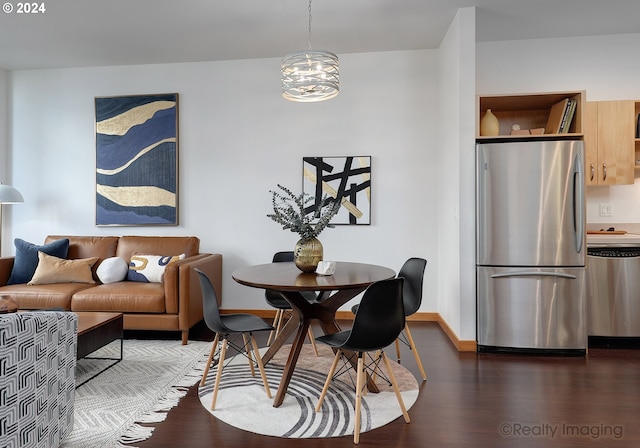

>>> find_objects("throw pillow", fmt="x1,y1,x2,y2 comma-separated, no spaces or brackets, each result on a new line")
28,251,99,285
7,238,70,285
96,257,128,284
127,253,186,283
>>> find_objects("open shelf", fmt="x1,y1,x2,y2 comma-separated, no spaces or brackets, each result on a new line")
635,102,640,169
477,91,585,141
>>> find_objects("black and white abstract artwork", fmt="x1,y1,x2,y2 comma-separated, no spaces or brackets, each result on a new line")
303,156,371,225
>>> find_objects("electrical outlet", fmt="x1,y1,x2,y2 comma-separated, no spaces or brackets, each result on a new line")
600,204,613,217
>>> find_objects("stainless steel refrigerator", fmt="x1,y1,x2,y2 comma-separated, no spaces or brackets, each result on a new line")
476,140,587,354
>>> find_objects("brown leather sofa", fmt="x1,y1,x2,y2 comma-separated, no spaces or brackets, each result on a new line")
0,235,222,344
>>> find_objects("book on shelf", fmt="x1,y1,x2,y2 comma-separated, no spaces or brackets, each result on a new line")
559,99,577,133
545,98,569,134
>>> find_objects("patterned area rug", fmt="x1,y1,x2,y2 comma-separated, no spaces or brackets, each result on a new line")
61,339,212,448
198,343,419,438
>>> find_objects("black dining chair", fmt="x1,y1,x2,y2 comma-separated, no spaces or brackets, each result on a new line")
195,268,273,410
315,277,410,444
264,251,318,355
351,257,427,381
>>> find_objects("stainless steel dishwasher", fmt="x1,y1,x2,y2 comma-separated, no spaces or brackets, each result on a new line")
587,246,640,336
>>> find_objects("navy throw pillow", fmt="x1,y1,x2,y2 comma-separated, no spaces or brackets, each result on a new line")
7,238,70,285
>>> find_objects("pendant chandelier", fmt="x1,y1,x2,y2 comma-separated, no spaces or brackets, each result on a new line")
281,0,339,102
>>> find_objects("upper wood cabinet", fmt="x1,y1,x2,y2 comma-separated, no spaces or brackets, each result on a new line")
636,102,640,170
477,91,585,141
584,100,635,186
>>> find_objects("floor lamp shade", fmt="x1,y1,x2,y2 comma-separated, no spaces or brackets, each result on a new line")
0,184,24,204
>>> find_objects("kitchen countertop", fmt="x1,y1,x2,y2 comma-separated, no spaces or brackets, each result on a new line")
587,223,640,247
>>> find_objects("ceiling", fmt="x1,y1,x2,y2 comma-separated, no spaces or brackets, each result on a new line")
1,0,640,71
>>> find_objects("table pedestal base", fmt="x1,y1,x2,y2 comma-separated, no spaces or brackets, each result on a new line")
262,288,380,407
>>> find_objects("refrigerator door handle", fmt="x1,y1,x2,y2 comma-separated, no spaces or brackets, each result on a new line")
573,152,585,254
491,271,578,280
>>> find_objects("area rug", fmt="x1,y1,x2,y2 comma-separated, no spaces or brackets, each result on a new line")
198,343,419,438
61,339,213,448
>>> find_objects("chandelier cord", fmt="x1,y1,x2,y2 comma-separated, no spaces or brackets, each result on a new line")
307,0,313,50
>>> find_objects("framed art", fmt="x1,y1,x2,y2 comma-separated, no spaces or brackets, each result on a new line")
95,93,178,226
303,156,371,225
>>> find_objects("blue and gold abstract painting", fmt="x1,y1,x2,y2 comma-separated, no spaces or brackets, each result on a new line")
95,94,178,226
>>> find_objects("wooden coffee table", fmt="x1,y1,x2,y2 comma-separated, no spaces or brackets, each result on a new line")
75,311,124,387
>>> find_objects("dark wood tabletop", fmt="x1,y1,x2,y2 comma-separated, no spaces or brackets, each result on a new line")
232,261,395,407
232,261,395,291
75,311,123,335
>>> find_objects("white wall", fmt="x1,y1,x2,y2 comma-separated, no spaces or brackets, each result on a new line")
1,68,13,255
437,7,477,340
0,69,6,170
476,33,640,225
7,50,440,311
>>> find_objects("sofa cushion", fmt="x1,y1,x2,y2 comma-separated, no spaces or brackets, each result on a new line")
7,238,70,285
127,253,185,283
45,235,119,260
28,252,99,285
71,282,166,313
45,236,120,281
0,283,95,310
116,236,199,261
96,257,128,284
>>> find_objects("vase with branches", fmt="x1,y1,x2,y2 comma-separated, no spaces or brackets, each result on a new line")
267,184,340,272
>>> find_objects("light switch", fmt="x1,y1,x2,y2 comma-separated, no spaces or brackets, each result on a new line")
599,204,613,217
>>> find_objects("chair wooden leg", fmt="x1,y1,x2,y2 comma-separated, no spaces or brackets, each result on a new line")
267,309,283,346
382,351,410,424
354,353,365,444
274,308,283,331
315,349,342,412
200,333,220,387
243,333,256,377
395,338,401,363
249,334,272,399
369,349,383,391
211,338,228,410
275,309,287,340
308,327,319,357
404,323,426,381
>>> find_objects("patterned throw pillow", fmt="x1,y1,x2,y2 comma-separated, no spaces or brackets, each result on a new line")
127,253,185,283
28,251,99,285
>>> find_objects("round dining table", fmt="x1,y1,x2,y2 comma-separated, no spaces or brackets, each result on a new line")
232,261,395,407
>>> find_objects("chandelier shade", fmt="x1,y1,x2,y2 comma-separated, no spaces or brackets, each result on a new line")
281,0,339,102
281,50,339,102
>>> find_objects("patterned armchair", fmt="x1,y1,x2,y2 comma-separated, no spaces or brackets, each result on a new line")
0,311,77,448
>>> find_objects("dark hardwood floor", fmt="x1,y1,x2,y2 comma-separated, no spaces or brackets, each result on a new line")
128,321,640,448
